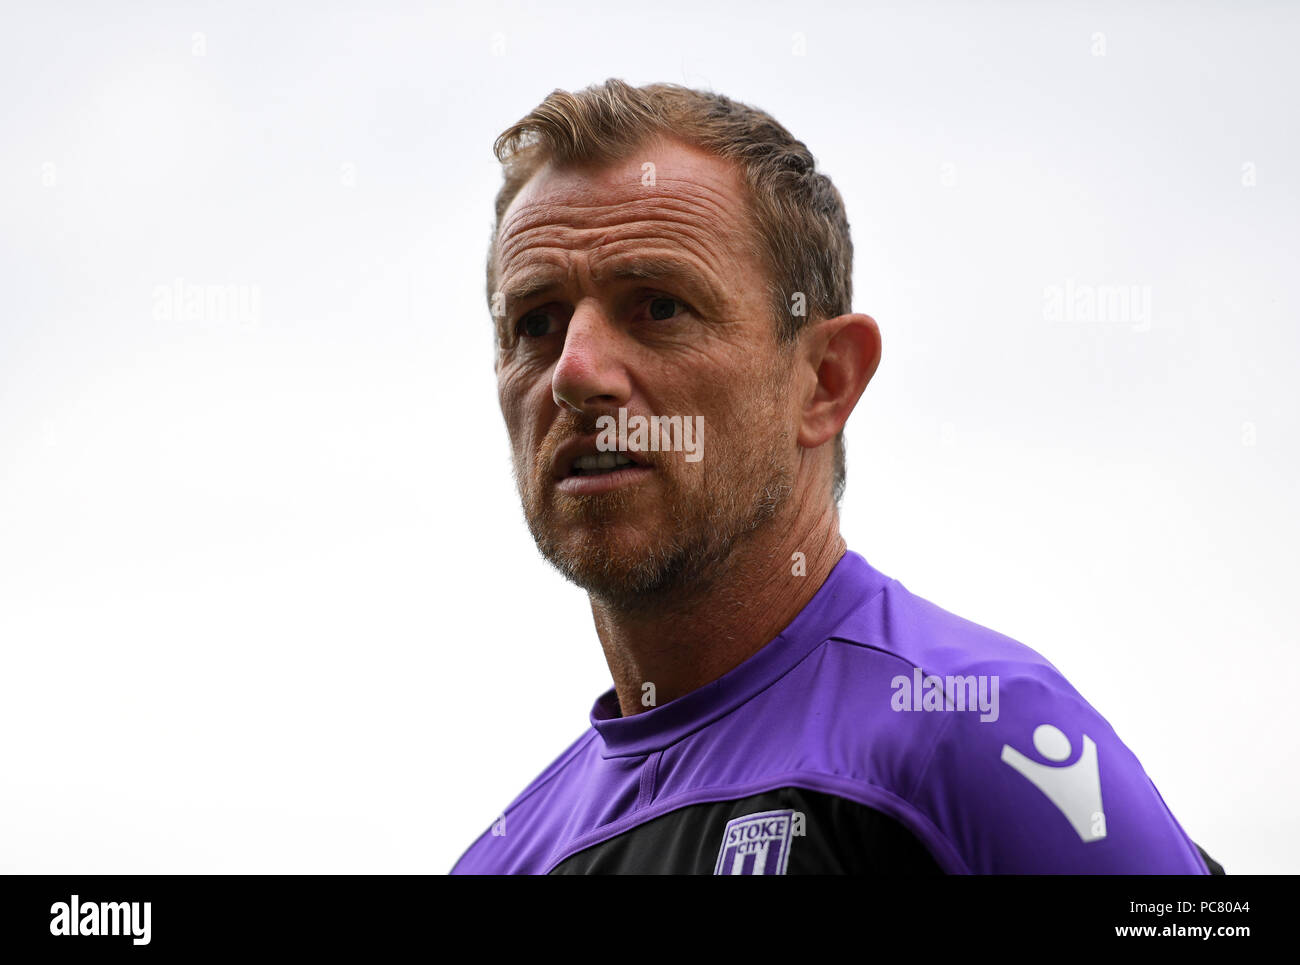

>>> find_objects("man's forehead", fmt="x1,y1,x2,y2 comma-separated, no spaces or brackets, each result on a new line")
498,137,749,245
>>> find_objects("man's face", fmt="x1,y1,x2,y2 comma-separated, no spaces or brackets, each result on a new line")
493,136,801,607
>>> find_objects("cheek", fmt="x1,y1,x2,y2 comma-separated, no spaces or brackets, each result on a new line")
710,365,769,419
712,368,793,454
498,370,553,466
497,364,536,429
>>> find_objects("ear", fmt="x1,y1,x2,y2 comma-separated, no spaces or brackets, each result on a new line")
797,313,881,450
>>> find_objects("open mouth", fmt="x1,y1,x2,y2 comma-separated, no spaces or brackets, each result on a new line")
569,452,639,476
551,435,653,494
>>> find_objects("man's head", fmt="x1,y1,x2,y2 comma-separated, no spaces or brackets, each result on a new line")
487,80,879,607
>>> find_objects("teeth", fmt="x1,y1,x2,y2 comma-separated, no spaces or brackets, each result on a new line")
572,452,635,474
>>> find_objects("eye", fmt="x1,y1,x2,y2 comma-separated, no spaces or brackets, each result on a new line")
517,307,561,338
646,295,685,321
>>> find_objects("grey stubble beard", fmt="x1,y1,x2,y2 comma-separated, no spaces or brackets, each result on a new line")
515,422,794,613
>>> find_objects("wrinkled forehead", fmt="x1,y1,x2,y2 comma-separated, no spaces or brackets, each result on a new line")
495,138,757,269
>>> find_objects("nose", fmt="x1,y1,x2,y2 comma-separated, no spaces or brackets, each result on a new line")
551,303,631,416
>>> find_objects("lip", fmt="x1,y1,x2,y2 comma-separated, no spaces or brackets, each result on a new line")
551,434,651,478
555,464,654,495
550,433,653,494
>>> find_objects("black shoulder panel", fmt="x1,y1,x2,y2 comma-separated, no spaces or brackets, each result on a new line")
549,786,945,875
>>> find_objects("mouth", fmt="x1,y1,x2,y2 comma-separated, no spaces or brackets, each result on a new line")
556,464,653,495
569,451,639,476
552,436,654,494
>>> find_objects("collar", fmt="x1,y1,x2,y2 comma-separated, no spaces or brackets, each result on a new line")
588,549,886,758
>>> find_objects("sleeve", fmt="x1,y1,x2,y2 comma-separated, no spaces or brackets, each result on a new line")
905,669,1210,874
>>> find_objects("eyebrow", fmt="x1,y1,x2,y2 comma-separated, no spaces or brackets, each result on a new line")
499,256,723,313
500,273,560,306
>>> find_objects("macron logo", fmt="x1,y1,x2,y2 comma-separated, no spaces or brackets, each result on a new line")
1001,723,1107,843
50,895,151,946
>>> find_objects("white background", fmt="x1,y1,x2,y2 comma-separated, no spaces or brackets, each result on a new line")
1,0,1295,873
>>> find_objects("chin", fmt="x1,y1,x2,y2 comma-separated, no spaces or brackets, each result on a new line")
535,528,680,598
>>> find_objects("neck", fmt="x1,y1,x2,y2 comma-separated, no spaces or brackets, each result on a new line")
590,494,846,718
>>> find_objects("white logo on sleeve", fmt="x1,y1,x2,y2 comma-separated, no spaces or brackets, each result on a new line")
1000,723,1107,842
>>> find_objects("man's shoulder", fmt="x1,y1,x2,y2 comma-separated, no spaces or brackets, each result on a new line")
783,572,1093,789
898,665,1209,872
824,571,1071,686
798,571,1090,764
449,727,599,875
799,571,1209,872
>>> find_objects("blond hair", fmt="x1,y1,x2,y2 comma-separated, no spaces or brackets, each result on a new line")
487,79,853,504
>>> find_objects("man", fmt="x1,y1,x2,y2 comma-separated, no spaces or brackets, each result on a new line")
452,79,1221,875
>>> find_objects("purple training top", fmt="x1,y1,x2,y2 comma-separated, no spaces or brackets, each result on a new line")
452,550,1213,874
